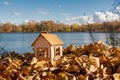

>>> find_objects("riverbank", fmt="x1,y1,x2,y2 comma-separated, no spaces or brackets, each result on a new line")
0,41,120,79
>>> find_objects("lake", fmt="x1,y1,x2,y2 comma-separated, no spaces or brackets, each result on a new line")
0,32,107,54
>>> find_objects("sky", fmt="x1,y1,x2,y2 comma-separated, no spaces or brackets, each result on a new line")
0,0,120,25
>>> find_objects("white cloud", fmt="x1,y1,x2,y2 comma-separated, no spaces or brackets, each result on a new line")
24,20,29,23
38,10,48,15
79,15,94,24
65,11,120,25
116,6,120,13
93,11,119,22
66,15,94,25
3,1,11,5
93,12,106,22
66,17,71,21
14,12,21,16
61,13,70,17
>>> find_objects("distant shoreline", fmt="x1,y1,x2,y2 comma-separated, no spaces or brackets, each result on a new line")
0,31,120,33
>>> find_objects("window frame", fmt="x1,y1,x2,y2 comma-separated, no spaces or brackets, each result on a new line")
37,47,48,58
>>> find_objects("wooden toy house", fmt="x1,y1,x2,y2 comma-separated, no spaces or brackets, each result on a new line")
31,32,64,60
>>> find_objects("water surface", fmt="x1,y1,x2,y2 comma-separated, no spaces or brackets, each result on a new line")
0,32,107,53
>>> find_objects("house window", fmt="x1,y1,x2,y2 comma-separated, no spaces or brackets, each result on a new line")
55,47,60,55
37,48,48,57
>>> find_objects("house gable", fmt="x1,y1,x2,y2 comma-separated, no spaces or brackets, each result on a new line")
32,35,51,60
32,35,51,47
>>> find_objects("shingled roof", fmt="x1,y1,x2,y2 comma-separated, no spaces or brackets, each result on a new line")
31,33,64,46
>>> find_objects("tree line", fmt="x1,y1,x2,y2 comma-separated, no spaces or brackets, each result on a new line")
0,20,120,32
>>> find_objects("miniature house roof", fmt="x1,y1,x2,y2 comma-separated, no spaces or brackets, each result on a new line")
32,33,64,46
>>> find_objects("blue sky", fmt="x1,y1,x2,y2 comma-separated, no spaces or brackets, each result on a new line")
0,0,118,24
